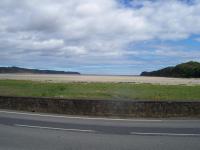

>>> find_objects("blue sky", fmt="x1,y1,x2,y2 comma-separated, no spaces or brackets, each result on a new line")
0,0,200,75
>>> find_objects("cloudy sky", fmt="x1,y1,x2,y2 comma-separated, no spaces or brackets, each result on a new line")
0,0,200,75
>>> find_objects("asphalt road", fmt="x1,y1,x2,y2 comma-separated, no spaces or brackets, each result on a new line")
0,110,200,150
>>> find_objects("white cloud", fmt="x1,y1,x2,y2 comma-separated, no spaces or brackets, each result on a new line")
0,0,200,73
29,39,64,50
60,46,87,56
154,49,200,58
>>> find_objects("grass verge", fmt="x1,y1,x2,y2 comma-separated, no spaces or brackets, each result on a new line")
0,79,200,101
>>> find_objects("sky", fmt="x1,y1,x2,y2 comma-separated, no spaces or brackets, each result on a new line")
0,0,200,75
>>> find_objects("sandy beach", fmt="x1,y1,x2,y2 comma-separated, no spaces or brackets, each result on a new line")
0,74,200,85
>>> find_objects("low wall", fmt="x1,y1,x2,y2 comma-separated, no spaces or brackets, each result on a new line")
0,96,200,118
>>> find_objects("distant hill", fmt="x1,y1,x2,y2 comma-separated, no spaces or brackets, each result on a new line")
0,66,80,75
141,61,200,78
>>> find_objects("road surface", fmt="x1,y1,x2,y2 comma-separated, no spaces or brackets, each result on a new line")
0,110,200,150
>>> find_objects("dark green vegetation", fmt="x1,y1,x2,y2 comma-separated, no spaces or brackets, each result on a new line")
0,80,200,101
0,66,80,75
141,61,200,78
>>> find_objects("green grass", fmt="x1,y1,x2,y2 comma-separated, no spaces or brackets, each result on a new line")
0,79,200,101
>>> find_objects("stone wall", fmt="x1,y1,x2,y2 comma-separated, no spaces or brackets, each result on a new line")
0,96,200,118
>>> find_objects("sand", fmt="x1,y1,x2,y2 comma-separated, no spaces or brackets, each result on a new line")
0,74,200,85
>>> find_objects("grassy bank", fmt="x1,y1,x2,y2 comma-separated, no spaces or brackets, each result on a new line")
0,79,200,101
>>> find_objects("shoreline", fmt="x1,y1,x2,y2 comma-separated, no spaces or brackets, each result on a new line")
0,73,200,85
